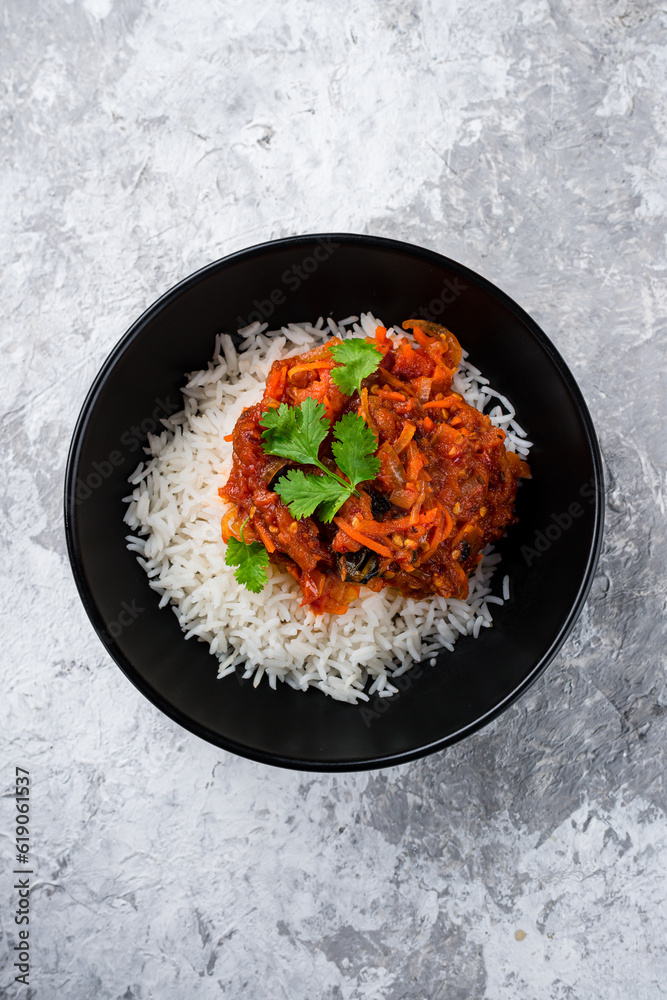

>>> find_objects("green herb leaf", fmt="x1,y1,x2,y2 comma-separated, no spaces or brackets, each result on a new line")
261,398,353,495
260,397,329,466
330,338,383,397
274,469,353,522
332,412,381,487
316,491,355,525
269,410,379,523
225,521,269,594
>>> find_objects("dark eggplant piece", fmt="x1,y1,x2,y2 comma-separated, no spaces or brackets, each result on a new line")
266,461,292,491
337,547,380,584
368,489,392,519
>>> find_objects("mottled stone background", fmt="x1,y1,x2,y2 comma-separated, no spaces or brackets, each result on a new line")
1,0,666,997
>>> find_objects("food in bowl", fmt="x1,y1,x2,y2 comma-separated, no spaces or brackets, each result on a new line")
220,319,530,614
123,313,532,703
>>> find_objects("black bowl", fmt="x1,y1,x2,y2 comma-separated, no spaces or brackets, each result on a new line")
64,234,604,770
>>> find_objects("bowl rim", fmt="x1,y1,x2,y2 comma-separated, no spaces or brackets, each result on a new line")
64,232,605,770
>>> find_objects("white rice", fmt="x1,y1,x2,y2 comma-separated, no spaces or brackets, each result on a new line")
123,314,531,704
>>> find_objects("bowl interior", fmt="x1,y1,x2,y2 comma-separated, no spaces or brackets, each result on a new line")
65,235,603,769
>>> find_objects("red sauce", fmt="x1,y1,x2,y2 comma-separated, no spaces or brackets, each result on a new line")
220,320,530,615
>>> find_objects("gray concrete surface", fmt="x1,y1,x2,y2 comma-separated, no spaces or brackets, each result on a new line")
1,0,666,997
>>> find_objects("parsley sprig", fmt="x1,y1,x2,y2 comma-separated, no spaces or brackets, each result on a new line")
259,397,350,492
223,335,385,593
330,338,383,396
260,401,380,522
225,519,269,593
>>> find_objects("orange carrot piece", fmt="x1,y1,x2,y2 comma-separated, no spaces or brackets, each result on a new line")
405,440,424,482
423,394,460,410
376,389,407,402
402,319,462,369
416,506,454,564
358,387,378,436
415,511,444,565
354,516,415,536
411,325,436,353
254,521,276,553
333,518,392,557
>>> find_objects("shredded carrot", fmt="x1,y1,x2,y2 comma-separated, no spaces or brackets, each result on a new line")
423,395,462,410
354,515,415,536
333,518,392,557
416,506,454,565
409,325,448,368
403,319,462,370
405,440,425,482
254,520,276,553
223,432,234,442
410,325,435,352
376,388,407,403
375,325,387,345
358,387,377,436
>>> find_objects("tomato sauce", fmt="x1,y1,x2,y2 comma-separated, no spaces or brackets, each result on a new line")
220,321,530,615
